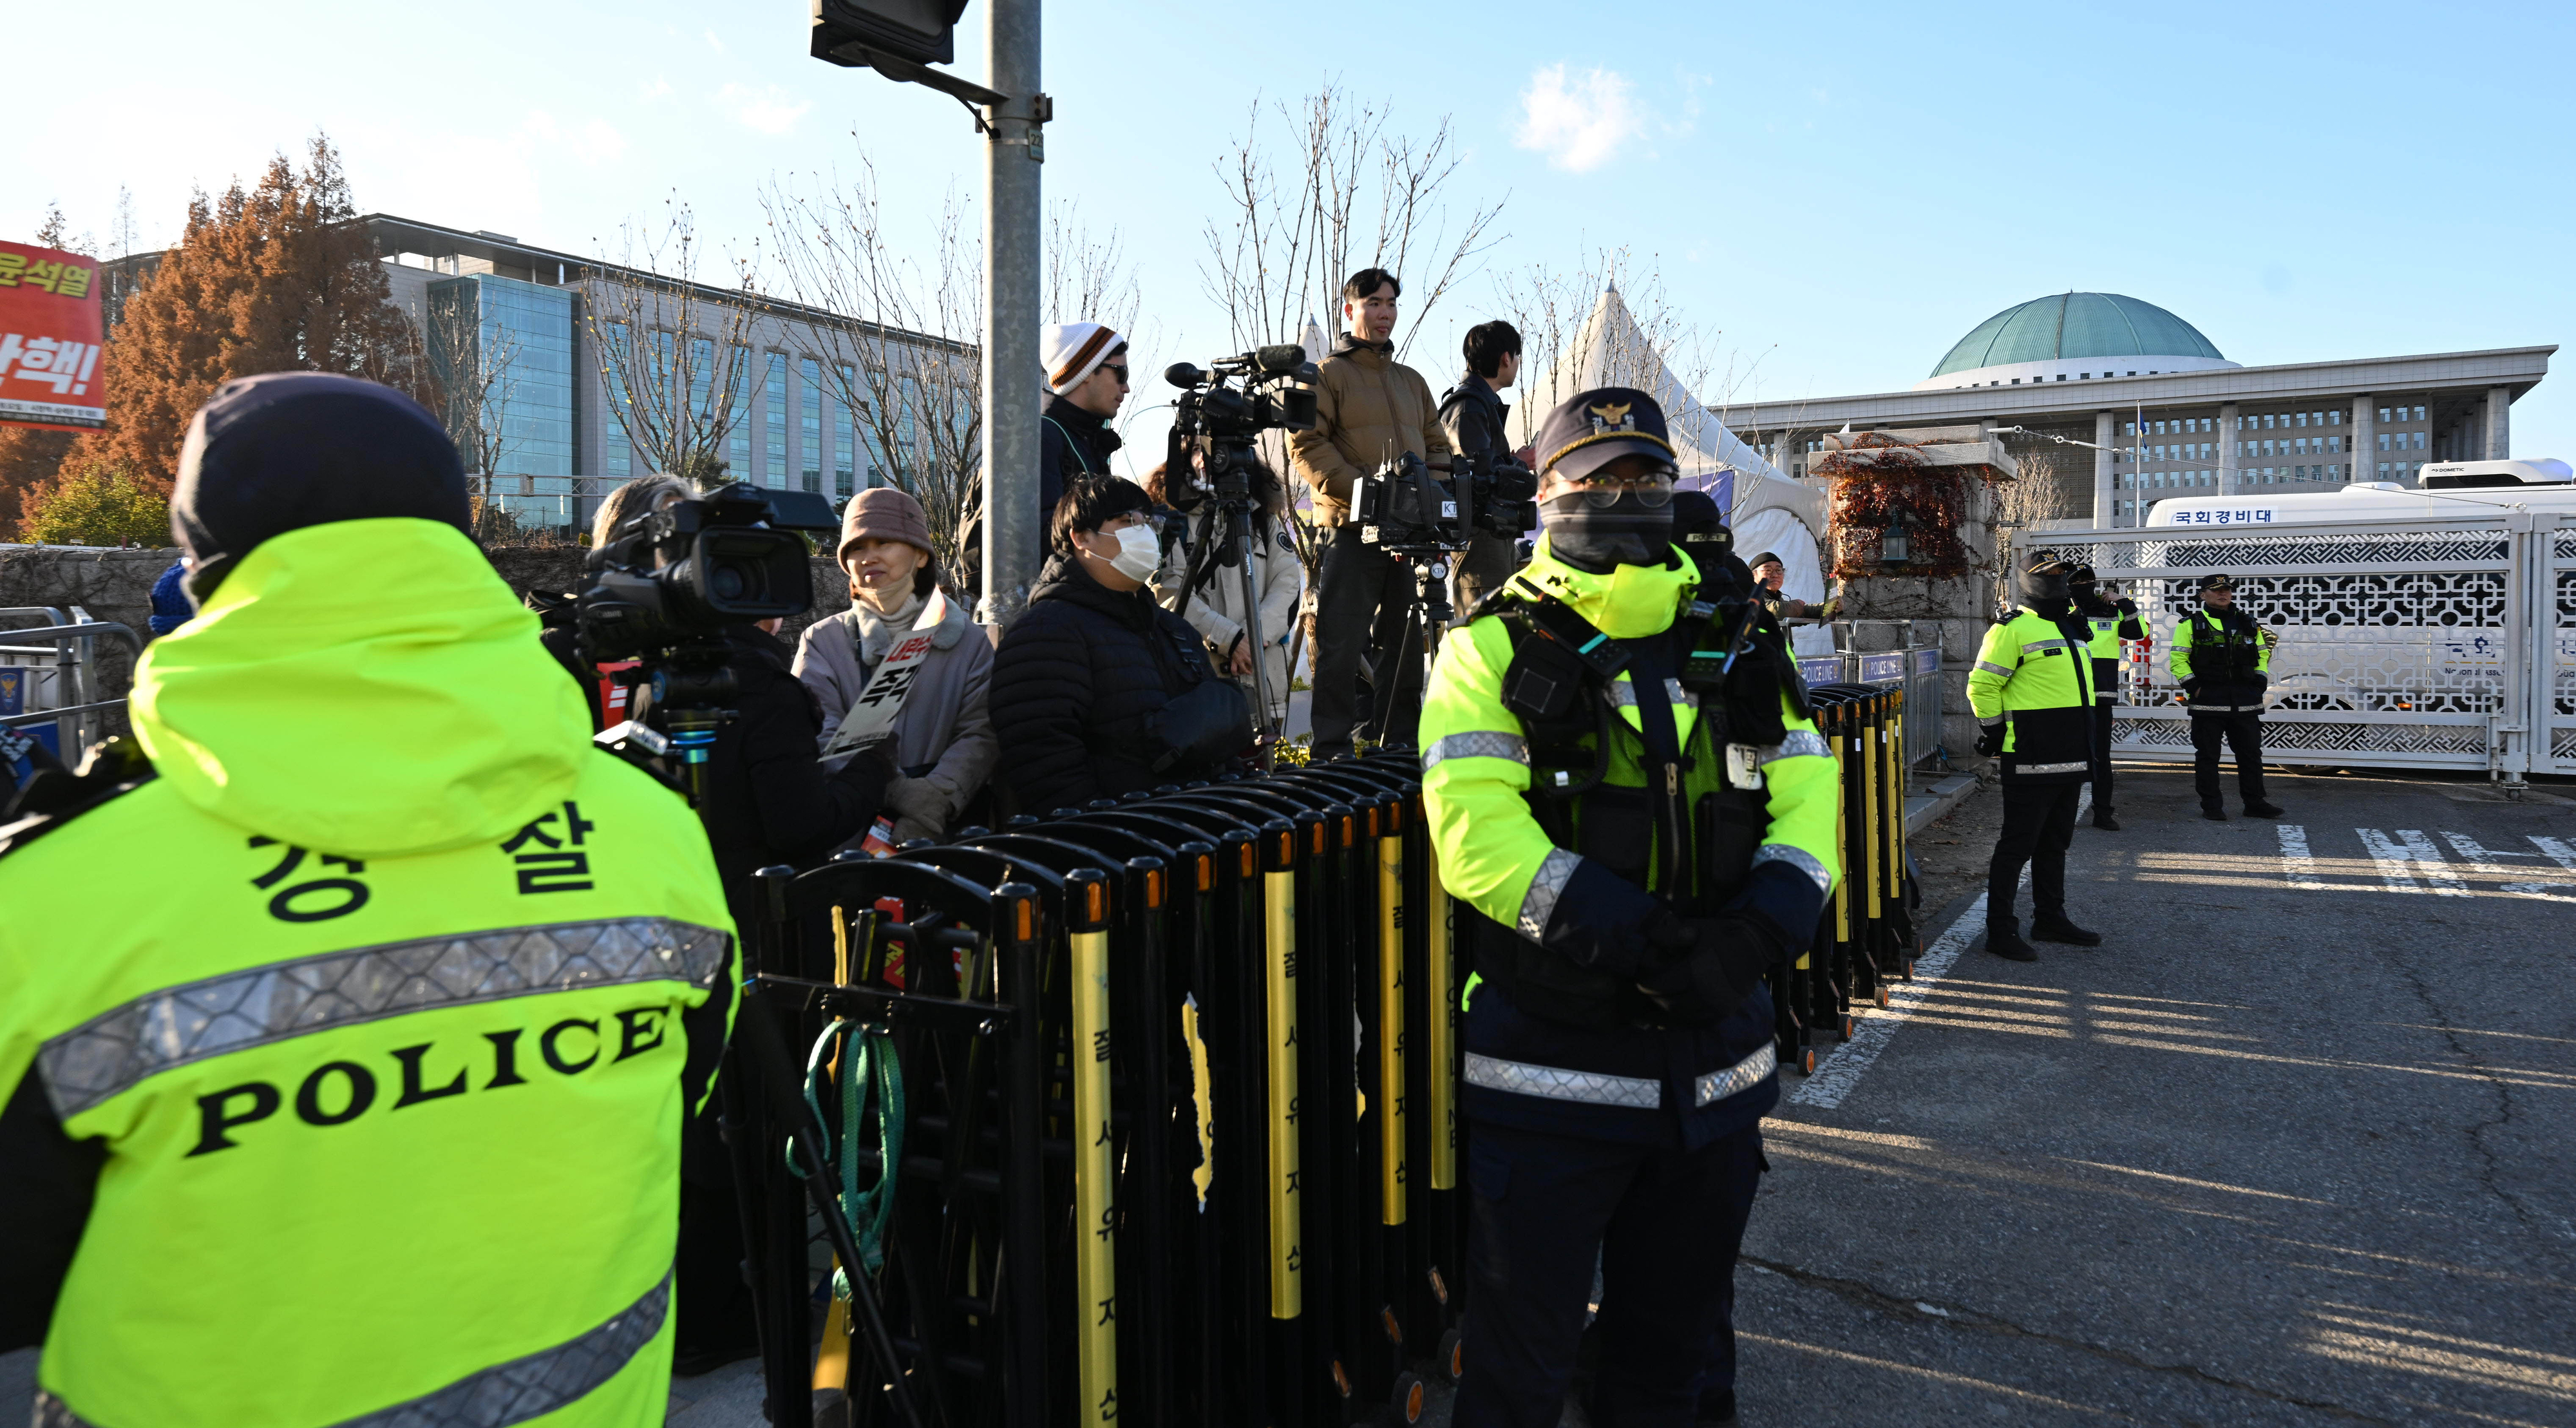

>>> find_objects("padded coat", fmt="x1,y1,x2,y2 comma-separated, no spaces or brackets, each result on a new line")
992,554,1226,816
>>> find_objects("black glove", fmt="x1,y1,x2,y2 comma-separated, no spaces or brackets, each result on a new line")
1975,724,2006,757
1637,912,1787,1027
2183,677,2202,699
831,740,898,810
2248,671,2268,694
2114,598,2137,616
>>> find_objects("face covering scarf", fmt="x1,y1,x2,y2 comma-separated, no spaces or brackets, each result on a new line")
1542,488,1674,573
2019,567,2073,616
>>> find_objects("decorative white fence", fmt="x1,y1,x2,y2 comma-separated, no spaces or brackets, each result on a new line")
2046,513,2576,784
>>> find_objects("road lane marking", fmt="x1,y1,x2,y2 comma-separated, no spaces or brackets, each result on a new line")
2277,824,2325,890
2357,828,2467,897
2441,831,2568,897
2531,835,2576,871
1785,890,1987,1110
1786,786,2083,1112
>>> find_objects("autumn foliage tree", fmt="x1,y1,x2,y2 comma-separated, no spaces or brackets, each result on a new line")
66,135,421,500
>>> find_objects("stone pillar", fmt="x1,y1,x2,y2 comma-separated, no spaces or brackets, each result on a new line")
2094,410,2116,527
2217,403,2240,495
2486,385,2512,460
2349,394,2374,486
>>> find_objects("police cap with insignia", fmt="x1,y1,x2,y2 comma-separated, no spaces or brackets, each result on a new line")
2197,572,2237,591
1533,386,1678,481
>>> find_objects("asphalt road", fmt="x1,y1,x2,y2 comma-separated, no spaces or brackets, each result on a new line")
7,765,2568,1427
1734,765,2576,1427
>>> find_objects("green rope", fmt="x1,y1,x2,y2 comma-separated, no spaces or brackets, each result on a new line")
802,1019,904,1287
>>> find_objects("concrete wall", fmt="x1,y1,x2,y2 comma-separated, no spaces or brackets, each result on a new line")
1,544,856,750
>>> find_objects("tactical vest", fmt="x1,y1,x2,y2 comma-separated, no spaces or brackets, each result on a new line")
2185,609,2266,685
1468,587,1802,1031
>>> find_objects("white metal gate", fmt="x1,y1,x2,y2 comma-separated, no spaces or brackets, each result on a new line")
2049,513,2574,783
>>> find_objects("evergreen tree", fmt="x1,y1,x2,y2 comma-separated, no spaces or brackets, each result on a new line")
14,462,170,546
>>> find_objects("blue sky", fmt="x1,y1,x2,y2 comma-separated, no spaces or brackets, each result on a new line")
15,0,2573,462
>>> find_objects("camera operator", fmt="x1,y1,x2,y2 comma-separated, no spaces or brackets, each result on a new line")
992,475,1250,815
1039,322,1130,553
531,473,689,725
1440,319,1526,613
1289,267,1452,757
1153,449,1302,728
0,374,737,1425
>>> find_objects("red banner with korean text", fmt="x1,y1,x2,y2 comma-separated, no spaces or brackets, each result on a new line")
0,241,106,432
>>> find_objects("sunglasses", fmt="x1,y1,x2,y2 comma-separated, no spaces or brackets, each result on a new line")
1101,364,1131,385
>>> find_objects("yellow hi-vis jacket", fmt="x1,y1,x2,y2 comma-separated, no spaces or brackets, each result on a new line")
1967,607,2097,783
1417,538,1839,1145
0,519,737,1428
2168,604,2274,712
2076,598,2145,704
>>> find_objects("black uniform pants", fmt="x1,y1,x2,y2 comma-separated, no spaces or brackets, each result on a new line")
1456,1122,1764,1428
2089,701,2117,819
2192,709,2268,809
1988,781,2082,929
1312,524,1425,753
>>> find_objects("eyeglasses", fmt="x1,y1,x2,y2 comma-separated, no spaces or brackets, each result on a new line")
1562,474,1676,509
1101,364,1131,386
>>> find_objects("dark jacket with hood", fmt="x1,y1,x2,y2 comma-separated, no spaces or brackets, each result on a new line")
1039,395,1121,541
991,553,1231,815
1438,371,1510,462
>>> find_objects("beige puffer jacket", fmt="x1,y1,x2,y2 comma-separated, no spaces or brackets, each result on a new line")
1288,333,1452,527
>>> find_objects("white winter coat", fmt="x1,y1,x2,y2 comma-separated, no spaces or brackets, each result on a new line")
1157,507,1303,724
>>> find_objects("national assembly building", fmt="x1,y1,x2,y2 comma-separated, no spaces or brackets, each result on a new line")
1726,292,2553,528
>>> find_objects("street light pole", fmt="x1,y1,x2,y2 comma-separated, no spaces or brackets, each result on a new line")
980,0,1043,627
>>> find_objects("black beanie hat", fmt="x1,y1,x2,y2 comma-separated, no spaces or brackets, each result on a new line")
171,372,469,602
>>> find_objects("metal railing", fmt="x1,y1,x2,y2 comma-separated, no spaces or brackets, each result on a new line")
2045,512,2574,786
1,609,143,757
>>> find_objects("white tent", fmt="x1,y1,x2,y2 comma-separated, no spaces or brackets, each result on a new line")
1506,286,1835,654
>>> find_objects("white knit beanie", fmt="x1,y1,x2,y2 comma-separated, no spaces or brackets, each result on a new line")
1041,322,1124,396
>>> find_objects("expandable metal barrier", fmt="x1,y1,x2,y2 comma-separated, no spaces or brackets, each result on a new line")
732,697,1918,1427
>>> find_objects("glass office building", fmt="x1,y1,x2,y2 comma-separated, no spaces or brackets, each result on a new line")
430,273,580,531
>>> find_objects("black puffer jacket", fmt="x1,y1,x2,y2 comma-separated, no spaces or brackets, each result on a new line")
992,555,1228,815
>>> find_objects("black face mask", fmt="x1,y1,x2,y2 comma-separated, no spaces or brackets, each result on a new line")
2019,568,2072,616
1544,490,1674,573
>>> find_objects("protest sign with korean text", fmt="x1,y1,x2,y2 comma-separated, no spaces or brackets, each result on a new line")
0,241,106,432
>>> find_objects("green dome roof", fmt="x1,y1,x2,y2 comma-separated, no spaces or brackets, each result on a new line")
1929,293,2224,378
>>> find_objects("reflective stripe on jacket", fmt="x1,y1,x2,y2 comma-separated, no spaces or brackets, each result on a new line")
1,519,737,1428
2168,607,2273,712
1418,537,1839,1147
1967,608,2097,781
2076,600,2145,704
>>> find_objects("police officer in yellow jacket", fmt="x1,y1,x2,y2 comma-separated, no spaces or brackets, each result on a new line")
1969,557,2106,962
2068,566,2143,831
1420,388,1840,1427
0,374,736,1428
2170,573,2283,821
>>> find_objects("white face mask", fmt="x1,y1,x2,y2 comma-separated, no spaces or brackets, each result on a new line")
1107,523,1162,584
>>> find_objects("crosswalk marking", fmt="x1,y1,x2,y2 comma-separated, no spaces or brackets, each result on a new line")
2531,835,2576,871
2275,825,2325,890
2356,828,2468,897
2439,832,2560,896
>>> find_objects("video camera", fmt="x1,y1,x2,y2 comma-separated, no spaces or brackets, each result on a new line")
578,480,842,663
1164,344,1320,509
1352,448,1538,555
576,479,842,797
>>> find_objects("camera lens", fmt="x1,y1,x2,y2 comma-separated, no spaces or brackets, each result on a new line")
710,562,750,602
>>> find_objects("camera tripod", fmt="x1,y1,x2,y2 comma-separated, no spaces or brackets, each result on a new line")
1363,542,1466,749
1177,491,1285,768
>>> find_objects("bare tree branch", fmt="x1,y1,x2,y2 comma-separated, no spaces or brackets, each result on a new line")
582,196,761,482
